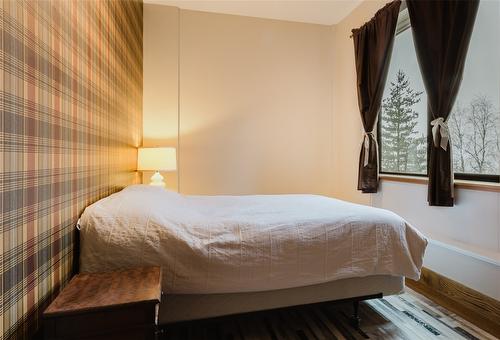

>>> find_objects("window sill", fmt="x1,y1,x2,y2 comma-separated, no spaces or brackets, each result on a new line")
379,174,500,193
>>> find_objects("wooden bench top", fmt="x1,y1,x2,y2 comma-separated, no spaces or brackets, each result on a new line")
44,266,161,318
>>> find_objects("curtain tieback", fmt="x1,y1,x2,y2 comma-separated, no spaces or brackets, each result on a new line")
430,117,449,151
362,131,375,167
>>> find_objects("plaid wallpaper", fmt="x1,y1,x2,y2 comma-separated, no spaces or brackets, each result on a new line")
0,1,143,339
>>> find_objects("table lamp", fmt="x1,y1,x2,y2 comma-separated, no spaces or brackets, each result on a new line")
137,147,176,187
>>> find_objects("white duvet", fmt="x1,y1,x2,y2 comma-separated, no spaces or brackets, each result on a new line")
79,185,427,294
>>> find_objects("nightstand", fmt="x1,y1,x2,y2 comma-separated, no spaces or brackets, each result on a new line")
43,266,162,340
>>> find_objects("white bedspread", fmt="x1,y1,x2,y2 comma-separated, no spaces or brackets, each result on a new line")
79,185,427,294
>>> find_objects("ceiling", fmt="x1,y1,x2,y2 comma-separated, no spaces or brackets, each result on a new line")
144,0,363,25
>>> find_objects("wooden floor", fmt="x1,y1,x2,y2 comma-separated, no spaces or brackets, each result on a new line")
161,288,498,340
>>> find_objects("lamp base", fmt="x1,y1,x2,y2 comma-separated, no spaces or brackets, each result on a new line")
150,171,166,188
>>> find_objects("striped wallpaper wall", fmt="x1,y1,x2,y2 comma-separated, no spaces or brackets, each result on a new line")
0,1,143,339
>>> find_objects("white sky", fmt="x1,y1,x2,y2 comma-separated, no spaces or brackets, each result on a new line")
383,0,500,134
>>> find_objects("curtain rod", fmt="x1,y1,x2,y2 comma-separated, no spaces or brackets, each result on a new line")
349,0,405,38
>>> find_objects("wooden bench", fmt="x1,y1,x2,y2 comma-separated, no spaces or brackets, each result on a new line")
43,266,162,340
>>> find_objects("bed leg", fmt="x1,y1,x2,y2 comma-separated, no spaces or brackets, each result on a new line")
350,300,361,329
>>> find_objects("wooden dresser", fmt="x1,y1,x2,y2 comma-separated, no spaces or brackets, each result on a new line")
43,266,162,340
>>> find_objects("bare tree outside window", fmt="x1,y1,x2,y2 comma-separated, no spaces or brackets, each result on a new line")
449,97,500,175
449,103,468,173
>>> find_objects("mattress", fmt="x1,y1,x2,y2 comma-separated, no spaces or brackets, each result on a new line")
79,185,427,294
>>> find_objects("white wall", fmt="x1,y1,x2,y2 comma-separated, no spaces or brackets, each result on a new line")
144,5,335,196
333,1,500,300
143,4,179,191
179,10,335,195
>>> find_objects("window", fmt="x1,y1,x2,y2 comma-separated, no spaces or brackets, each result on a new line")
379,2,500,182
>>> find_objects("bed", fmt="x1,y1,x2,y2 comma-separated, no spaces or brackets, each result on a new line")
79,185,427,324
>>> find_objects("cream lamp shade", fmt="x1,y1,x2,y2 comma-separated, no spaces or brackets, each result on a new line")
137,147,176,187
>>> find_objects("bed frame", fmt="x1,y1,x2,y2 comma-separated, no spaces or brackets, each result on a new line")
158,275,404,327
160,293,382,334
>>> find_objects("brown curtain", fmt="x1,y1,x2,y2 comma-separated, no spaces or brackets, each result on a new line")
352,1,401,193
407,0,479,206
